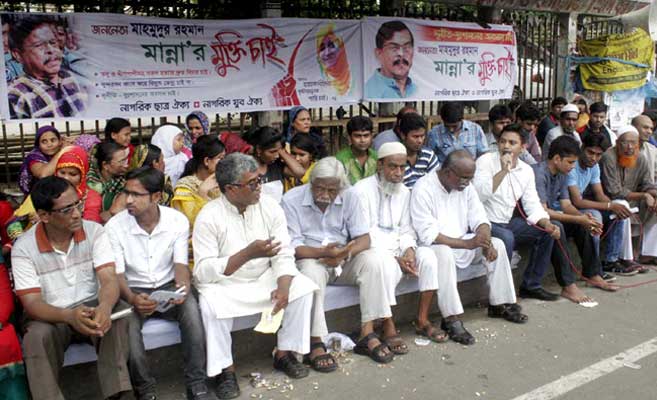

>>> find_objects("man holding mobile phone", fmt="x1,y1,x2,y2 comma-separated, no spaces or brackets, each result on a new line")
106,167,212,400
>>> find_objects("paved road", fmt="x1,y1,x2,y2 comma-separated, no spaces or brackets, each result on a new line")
63,273,657,400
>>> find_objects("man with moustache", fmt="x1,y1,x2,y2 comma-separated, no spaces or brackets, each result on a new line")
353,143,445,343
106,167,213,400
411,150,524,346
542,103,582,159
601,125,657,265
7,15,85,118
283,157,405,366
365,20,416,99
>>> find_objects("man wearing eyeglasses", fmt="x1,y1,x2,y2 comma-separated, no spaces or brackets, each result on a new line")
600,125,657,266
542,103,582,159
6,15,85,119
193,153,317,399
105,167,213,400
282,156,404,366
365,20,417,99
11,176,132,400
411,150,524,346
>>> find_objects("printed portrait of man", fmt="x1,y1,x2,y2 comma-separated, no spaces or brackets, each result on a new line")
6,15,86,119
365,20,417,99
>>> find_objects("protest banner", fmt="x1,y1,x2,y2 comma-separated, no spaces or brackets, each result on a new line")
0,13,363,121
578,28,654,92
362,17,518,102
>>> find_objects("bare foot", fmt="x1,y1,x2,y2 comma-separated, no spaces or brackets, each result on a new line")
587,275,619,292
561,284,594,303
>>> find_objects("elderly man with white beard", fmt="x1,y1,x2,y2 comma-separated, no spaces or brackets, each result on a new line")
282,157,405,367
352,142,448,343
411,150,526,346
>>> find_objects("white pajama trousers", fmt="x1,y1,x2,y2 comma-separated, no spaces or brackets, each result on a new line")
641,213,657,257
298,248,402,337
199,292,313,377
419,237,517,318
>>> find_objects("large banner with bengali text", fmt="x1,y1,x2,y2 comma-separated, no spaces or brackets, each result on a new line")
362,17,517,102
0,13,363,121
0,13,519,121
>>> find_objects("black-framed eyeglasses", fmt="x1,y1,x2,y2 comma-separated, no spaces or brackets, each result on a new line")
229,176,263,191
51,199,84,215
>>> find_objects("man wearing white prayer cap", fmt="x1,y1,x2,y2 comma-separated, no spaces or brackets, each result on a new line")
282,156,406,367
601,123,657,266
542,103,582,158
353,142,448,343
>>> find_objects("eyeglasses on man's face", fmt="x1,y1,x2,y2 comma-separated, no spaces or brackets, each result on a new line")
51,199,84,215
229,176,263,191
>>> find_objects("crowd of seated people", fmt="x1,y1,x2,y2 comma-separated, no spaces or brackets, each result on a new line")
3,100,657,400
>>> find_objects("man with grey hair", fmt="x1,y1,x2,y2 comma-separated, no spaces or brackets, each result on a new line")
193,153,318,399
282,156,404,366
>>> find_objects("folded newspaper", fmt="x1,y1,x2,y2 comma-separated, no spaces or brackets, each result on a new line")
149,289,186,313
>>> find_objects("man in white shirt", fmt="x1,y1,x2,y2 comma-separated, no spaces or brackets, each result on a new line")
542,103,582,159
193,154,317,399
353,143,447,343
473,124,563,301
634,114,657,183
106,167,214,400
282,156,404,366
411,150,524,345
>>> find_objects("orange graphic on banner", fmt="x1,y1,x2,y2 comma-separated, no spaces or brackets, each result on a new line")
420,26,515,45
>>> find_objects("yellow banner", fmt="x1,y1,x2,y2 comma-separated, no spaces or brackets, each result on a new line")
579,28,654,92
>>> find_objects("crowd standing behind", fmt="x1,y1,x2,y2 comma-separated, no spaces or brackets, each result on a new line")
3,100,657,400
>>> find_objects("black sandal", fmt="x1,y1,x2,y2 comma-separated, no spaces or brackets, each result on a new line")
441,319,475,345
215,371,240,400
273,353,309,379
383,334,409,355
353,332,394,364
488,304,528,324
303,342,338,373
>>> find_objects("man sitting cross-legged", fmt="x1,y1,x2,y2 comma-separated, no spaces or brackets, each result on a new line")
11,176,132,400
193,154,318,399
106,166,215,400
411,150,525,346
282,156,405,366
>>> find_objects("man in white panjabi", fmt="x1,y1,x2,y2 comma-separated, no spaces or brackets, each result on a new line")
282,157,404,366
353,142,448,344
411,150,527,346
192,154,317,399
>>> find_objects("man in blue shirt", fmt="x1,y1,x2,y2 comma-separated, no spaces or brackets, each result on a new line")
533,136,618,302
365,20,417,99
566,133,640,276
427,102,488,163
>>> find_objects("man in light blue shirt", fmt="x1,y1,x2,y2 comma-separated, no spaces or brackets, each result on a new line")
365,20,417,99
282,157,405,367
427,102,488,163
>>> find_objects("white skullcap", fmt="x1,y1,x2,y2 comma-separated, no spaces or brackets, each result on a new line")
615,125,639,138
561,103,580,114
377,142,407,159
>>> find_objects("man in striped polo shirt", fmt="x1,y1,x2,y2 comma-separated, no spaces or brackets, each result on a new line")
399,112,440,188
